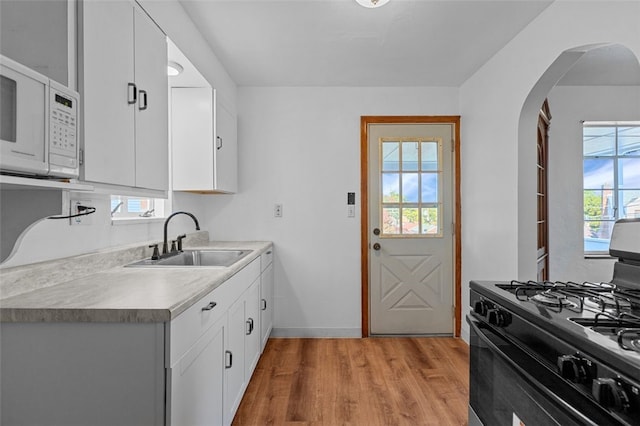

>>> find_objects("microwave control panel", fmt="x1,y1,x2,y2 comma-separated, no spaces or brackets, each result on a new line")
48,84,79,176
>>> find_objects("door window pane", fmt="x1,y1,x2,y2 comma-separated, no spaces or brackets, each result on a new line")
382,173,400,202
421,142,438,171
382,207,400,234
402,142,419,171
382,141,400,171
402,208,419,234
402,173,419,202
421,173,438,203
421,207,438,234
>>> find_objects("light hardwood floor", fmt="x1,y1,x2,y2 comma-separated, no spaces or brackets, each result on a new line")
233,337,470,426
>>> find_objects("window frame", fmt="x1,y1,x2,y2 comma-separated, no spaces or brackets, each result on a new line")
110,195,167,221
378,137,443,238
583,121,640,255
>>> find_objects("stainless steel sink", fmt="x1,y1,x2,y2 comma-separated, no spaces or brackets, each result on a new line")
126,249,253,268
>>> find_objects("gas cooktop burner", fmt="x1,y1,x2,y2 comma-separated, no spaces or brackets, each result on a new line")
619,328,640,353
584,294,633,313
530,291,579,311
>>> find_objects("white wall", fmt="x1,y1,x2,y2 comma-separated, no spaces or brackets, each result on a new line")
547,85,640,282
202,86,459,337
459,0,640,340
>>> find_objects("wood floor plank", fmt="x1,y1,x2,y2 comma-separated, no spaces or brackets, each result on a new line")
232,337,470,426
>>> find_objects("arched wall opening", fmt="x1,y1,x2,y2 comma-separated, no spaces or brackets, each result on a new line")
517,43,640,281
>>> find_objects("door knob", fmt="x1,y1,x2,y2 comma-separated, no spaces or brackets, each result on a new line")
373,243,381,251
373,228,380,235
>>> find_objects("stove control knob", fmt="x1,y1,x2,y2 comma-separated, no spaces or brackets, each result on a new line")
557,355,596,384
592,378,630,411
474,300,489,317
487,308,512,327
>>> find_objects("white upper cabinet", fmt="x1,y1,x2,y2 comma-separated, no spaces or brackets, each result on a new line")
171,87,238,193
133,6,169,191
171,87,215,191
79,0,168,192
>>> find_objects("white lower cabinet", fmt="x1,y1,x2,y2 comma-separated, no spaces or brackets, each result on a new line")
169,256,264,426
245,278,262,378
260,248,274,352
224,292,248,424
0,253,272,426
169,315,225,425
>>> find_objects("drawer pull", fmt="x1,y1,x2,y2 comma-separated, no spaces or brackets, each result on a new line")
225,350,233,368
261,299,267,311
266,250,272,255
201,301,217,311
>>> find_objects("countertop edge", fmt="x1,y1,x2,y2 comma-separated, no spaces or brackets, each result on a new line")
0,241,273,323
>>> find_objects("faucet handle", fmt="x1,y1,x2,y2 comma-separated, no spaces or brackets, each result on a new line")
170,240,178,253
176,234,187,251
148,244,160,260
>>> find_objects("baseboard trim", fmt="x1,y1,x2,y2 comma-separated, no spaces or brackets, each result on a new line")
271,327,362,338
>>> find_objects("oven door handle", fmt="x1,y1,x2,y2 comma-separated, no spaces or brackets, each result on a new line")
467,317,600,426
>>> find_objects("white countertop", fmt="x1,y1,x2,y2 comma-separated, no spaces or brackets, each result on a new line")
0,240,272,323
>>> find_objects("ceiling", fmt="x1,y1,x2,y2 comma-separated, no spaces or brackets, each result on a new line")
177,0,555,87
176,0,640,88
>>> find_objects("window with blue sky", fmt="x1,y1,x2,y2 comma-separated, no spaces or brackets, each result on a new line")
583,123,640,254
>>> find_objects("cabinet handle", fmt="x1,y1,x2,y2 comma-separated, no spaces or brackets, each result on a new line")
201,301,217,311
266,250,272,255
225,350,233,369
138,89,148,111
261,299,267,311
216,136,223,150
246,318,254,335
127,82,137,105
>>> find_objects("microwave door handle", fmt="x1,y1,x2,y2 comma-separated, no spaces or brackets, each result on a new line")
127,83,137,105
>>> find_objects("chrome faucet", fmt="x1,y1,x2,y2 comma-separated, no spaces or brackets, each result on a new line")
163,211,200,254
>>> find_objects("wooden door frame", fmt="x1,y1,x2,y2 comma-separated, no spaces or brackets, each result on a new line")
360,116,462,337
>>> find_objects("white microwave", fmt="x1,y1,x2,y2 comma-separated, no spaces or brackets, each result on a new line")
0,55,79,178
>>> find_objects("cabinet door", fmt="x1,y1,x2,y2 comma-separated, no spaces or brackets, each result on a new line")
170,315,225,426
133,7,168,191
224,297,246,426
214,97,238,193
245,278,261,379
260,262,274,352
171,88,214,191
80,0,135,186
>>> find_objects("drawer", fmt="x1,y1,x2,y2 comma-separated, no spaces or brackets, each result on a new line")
168,257,261,366
260,246,273,272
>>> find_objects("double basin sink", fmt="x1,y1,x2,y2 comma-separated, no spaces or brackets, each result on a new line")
127,249,253,268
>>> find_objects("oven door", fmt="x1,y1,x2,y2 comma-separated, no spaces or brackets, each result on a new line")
468,316,624,426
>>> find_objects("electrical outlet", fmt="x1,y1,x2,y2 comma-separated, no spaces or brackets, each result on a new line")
70,199,93,226
347,205,355,218
274,204,283,218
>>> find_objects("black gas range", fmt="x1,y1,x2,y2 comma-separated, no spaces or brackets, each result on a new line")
468,219,640,426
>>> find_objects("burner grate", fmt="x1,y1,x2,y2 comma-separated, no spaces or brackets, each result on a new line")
499,280,640,316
